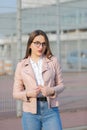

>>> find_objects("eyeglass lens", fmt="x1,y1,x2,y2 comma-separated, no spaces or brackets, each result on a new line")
33,41,46,47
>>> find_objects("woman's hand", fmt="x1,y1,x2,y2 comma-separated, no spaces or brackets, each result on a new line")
26,87,41,98
38,85,55,97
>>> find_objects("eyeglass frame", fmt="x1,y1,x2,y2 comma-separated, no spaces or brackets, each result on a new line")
33,41,47,47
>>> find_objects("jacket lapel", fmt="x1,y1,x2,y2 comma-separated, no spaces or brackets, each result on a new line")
23,56,52,79
23,57,35,79
42,57,51,73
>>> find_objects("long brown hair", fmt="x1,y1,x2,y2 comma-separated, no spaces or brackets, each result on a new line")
24,30,53,59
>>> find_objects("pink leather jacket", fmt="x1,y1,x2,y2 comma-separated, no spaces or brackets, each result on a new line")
13,56,64,113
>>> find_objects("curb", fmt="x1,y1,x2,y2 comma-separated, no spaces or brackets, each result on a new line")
64,126,87,130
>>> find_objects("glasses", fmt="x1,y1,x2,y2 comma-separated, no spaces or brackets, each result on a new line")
33,41,46,47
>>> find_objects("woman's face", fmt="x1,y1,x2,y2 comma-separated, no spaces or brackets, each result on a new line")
30,35,47,58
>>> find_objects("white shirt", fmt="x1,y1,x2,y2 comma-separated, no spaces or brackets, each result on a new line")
30,58,44,86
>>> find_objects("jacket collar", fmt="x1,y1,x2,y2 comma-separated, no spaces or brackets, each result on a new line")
42,57,51,73
23,57,35,78
23,56,52,74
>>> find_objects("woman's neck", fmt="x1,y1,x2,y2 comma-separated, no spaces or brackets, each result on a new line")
30,55,42,63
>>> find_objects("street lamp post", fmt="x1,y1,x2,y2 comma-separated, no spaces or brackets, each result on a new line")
16,0,22,117
56,0,61,63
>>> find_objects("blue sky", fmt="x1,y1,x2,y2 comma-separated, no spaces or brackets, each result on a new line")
0,0,16,13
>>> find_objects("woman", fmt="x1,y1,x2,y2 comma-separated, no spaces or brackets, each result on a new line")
13,30,64,130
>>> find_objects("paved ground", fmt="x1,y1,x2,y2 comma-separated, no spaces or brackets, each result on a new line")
0,72,87,130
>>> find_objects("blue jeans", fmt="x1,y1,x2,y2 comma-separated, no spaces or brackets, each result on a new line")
22,101,62,130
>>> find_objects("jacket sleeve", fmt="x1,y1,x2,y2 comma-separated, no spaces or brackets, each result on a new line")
13,62,27,101
50,57,65,98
